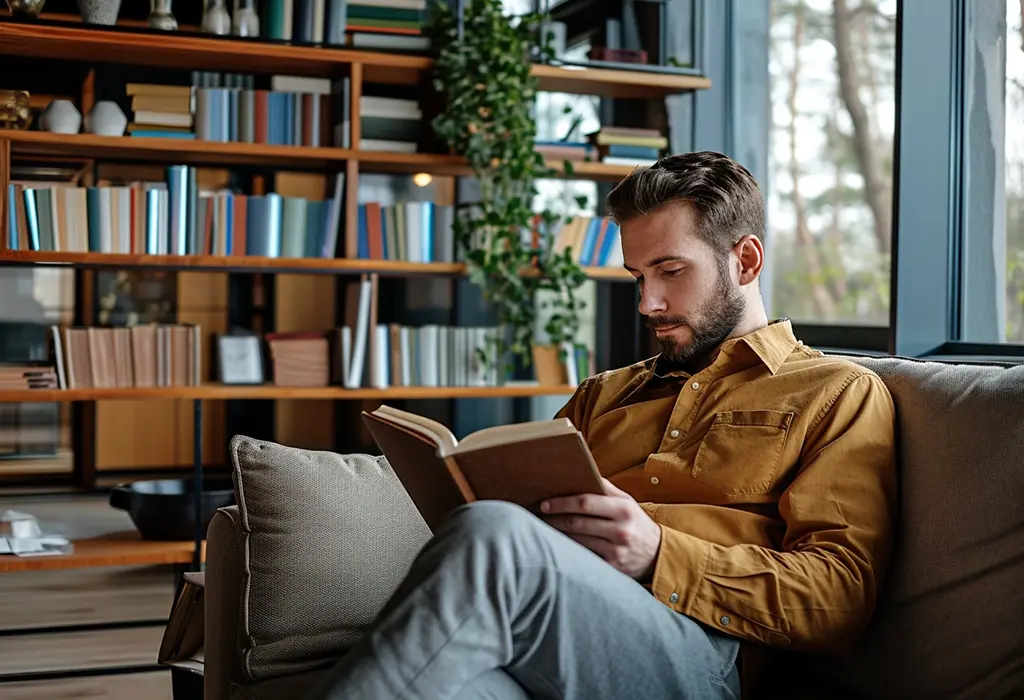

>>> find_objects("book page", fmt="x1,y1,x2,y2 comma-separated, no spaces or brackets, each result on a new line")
372,405,458,454
453,417,577,455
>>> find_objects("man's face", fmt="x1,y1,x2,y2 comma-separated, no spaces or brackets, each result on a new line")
621,202,746,365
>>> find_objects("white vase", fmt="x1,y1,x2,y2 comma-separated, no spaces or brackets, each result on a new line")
39,100,82,134
84,101,127,137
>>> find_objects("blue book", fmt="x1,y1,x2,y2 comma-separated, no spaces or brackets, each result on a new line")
7,185,17,250
578,217,601,266
420,202,434,262
24,189,40,251
357,204,369,259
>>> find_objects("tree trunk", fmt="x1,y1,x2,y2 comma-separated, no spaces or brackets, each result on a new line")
790,0,838,320
834,0,892,256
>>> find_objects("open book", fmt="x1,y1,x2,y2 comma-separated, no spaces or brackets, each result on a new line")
362,405,606,531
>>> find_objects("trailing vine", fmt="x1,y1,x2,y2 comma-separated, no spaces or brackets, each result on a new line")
427,0,588,376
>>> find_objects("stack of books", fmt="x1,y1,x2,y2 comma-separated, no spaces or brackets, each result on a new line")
534,140,598,162
347,0,429,52
267,332,332,387
359,95,421,153
127,83,194,140
587,127,668,166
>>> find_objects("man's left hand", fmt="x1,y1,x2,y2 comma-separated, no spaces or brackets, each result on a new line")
540,478,662,581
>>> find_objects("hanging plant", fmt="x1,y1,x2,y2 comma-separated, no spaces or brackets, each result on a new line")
427,0,588,377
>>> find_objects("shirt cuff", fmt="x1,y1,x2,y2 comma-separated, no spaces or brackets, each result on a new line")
650,524,712,617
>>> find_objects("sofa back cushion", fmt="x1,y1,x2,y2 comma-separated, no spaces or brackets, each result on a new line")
814,358,1024,699
229,436,432,681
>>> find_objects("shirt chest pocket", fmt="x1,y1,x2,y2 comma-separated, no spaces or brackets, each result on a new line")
691,410,795,496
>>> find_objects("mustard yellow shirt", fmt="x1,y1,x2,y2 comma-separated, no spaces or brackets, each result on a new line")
556,320,898,657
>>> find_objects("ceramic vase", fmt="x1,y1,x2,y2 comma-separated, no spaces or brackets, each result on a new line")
148,0,177,30
77,0,121,25
202,0,231,35
39,100,81,134
233,0,259,37
84,101,127,137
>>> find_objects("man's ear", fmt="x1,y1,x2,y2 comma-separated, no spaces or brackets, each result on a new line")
734,235,765,286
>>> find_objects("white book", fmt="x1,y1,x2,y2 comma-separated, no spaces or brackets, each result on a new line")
348,0,426,8
400,327,412,387
359,96,422,119
359,138,417,153
346,277,373,388
270,75,332,95
372,325,390,389
98,187,112,254
404,202,422,262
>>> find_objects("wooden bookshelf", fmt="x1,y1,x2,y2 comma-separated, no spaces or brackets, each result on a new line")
0,384,578,403
0,20,712,98
0,535,202,572
0,250,633,280
0,131,637,181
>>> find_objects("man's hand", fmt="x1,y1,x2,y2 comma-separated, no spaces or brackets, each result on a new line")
539,478,662,580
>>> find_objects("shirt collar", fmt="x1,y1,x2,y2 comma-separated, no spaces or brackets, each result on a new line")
649,318,798,379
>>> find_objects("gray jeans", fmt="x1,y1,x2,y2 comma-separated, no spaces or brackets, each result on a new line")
306,501,741,700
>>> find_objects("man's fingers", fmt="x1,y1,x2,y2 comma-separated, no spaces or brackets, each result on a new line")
540,493,627,519
561,532,617,562
601,477,630,498
543,513,621,542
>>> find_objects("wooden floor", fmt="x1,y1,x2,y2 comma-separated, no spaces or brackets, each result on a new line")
0,494,180,699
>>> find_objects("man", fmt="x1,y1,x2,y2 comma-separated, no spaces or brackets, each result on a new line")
308,152,898,700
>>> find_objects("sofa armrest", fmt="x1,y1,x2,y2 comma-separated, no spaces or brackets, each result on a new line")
205,505,244,700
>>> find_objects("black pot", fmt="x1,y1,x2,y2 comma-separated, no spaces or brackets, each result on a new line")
109,478,236,541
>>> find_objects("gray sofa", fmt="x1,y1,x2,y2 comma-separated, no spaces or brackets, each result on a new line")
204,356,1024,700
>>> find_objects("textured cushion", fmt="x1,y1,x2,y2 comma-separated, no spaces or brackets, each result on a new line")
229,436,432,681
797,358,1024,700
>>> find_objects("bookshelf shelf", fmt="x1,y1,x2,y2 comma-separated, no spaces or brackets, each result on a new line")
0,535,203,572
0,384,579,404
0,131,636,181
0,251,633,280
0,20,711,98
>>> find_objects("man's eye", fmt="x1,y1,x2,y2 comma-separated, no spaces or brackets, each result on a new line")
662,268,684,277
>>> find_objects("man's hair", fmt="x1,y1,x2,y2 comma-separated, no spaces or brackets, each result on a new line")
605,151,765,255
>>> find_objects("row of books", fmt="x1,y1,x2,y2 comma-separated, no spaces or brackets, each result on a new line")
5,170,346,259
48,325,202,390
359,324,500,389
547,215,625,268
535,128,667,167
354,201,456,263
192,87,329,147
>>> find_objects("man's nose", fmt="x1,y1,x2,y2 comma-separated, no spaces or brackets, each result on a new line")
638,285,667,316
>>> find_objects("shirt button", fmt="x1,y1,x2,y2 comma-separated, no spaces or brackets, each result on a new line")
691,381,700,390
720,616,731,626
669,592,680,604
669,429,680,438
650,476,660,485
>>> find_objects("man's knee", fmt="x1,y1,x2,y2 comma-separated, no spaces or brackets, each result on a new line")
446,500,540,541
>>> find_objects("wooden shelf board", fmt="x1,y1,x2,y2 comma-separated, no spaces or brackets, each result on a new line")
0,20,710,98
0,251,633,281
0,533,201,572
0,384,579,403
0,19,430,82
1,131,636,181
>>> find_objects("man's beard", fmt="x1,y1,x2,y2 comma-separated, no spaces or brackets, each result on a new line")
646,260,745,367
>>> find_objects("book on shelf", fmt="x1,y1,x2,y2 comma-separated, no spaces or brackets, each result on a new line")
362,404,606,531
5,169,346,260
586,127,667,166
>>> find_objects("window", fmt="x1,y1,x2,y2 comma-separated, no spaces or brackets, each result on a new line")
961,0,1024,345
766,0,897,326
1008,1,1024,343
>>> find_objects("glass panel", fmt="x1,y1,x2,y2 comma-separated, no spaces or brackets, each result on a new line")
766,0,897,325
1004,0,1024,342
0,268,76,476
962,0,1024,344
